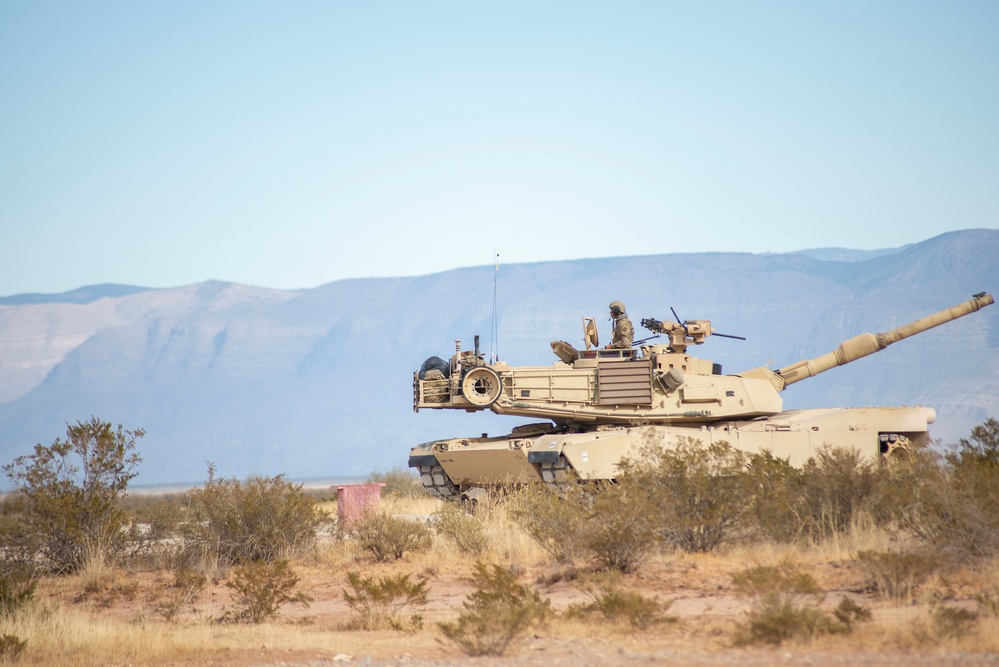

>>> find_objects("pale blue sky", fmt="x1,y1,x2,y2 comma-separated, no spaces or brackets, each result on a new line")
2,1,997,296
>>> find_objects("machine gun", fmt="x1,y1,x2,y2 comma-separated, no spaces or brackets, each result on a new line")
639,307,745,353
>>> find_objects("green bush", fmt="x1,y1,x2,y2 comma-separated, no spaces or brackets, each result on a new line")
876,418,999,560
587,588,673,629
942,418,999,558
432,503,487,557
798,445,878,539
744,451,805,542
342,571,428,632
731,564,870,646
617,438,749,553
736,599,831,646
350,513,432,562
1,417,143,573
438,562,552,656
182,464,327,565
871,448,947,542
581,485,657,572
222,559,312,624
947,417,999,468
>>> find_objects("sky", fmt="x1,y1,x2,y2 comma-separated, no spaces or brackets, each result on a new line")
1,1,997,297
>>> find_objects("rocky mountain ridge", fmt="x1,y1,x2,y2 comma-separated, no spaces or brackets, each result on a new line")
1,229,996,486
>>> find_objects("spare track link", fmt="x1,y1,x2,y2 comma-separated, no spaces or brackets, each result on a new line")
540,455,571,489
418,464,459,498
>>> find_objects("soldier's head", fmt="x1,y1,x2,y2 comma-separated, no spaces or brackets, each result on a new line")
609,300,626,317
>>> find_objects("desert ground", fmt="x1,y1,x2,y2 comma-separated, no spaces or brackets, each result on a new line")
8,489,998,667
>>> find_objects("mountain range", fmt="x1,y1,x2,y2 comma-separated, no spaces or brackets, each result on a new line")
1,229,996,487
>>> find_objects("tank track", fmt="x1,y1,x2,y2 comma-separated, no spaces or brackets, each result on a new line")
417,464,459,498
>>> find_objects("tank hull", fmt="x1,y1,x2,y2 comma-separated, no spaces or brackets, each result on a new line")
409,406,936,497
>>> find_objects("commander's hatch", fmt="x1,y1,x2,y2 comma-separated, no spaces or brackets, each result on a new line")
583,317,599,349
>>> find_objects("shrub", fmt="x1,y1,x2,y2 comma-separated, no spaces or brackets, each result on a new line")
744,451,805,542
509,484,589,564
941,418,999,558
732,563,824,600
342,571,428,632
731,564,870,646
913,604,980,642
432,503,487,557
856,549,937,603
975,589,999,617
872,448,948,542
587,587,673,629
438,562,552,656
182,464,327,565
158,568,208,622
145,496,185,541
222,559,312,623
350,513,431,562
876,418,999,560
0,563,36,618
366,467,425,499
798,445,878,539
0,634,27,662
929,606,978,639
617,438,749,553
1,417,143,573
581,485,657,572
566,573,674,629
831,595,872,627
947,417,999,468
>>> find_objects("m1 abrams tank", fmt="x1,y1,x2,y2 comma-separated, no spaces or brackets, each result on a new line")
408,292,994,499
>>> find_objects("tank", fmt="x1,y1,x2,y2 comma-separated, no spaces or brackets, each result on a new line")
408,292,995,498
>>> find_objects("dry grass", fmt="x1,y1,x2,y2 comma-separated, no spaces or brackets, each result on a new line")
6,489,999,665
1,603,459,666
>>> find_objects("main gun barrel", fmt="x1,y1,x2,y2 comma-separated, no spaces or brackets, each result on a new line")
774,292,994,389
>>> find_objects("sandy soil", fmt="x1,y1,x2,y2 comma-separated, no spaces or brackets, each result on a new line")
37,556,999,667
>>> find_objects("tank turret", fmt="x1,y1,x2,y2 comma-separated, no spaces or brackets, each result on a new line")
409,293,994,499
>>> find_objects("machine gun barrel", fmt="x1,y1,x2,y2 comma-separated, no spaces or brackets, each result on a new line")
640,317,668,334
774,292,994,389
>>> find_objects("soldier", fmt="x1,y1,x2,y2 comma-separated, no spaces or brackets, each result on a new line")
606,300,634,349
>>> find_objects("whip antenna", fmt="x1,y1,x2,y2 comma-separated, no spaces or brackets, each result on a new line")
490,252,500,363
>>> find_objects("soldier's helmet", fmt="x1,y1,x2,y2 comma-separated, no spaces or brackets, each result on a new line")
609,300,626,316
